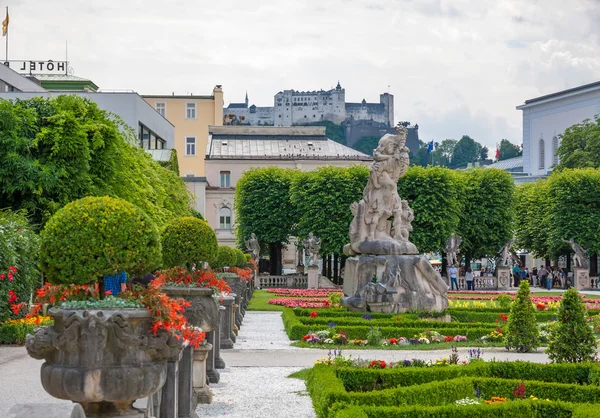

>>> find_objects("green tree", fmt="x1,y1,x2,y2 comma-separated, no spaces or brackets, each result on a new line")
410,140,430,167
397,166,462,253
304,120,346,144
451,135,484,168
555,116,600,170
430,139,456,167
290,165,369,256
505,281,539,353
353,136,380,156
498,139,522,161
161,216,218,269
212,246,238,269
514,181,552,259
39,196,161,295
0,95,191,228
0,210,40,321
546,169,600,257
479,146,489,161
457,168,515,267
547,287,596,363
158,149,180,176
235,167,298,274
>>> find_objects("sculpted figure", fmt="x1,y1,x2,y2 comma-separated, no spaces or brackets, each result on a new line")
302,232,321,266
500,241,512,266
564,239,588,268
445,234,461,267
347,126,417,255
244,233,260,262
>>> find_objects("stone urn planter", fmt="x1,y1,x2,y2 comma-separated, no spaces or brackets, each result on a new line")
26,308,181,418
224,278,244,326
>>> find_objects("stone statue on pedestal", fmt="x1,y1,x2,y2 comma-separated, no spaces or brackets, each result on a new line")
341,126,449,313
445,234,461,267
500,241,512,266
564,239,588,268
302,233,321,266
244,233,260,262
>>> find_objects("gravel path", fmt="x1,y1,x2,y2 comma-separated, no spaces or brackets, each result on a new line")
197,311,315,417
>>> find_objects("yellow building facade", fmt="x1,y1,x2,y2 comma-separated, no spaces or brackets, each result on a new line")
143,85,223,177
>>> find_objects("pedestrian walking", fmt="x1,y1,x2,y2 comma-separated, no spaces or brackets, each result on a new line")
448,264,459,291
531,266,538,287
465,267,475,291
512,264,521,287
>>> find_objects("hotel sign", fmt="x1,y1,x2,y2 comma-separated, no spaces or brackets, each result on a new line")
2,60,68,74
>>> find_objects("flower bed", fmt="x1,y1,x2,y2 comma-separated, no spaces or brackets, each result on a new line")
0,316,53,344
306,358,600,418
266,288,343,297
269,298,330,308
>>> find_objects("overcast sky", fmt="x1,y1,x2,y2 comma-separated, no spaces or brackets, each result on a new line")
4,0,600,149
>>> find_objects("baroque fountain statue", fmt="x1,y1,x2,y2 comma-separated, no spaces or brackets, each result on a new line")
341,126,449,313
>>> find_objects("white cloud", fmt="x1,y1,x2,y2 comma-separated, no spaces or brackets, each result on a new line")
4,0,600,149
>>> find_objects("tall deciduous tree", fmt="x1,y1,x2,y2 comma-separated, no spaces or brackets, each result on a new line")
451,135,483,168
457,168,515,267
430,139,457,167
555,117,600,170
0,95,191,228
397,166,462,253
498,139,522,161
514,181,552,259
290,165,369,256
235,167,298,275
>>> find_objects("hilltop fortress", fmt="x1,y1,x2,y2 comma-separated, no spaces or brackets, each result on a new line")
224,82,394,128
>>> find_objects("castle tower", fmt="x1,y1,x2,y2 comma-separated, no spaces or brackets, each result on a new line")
245,91,249,107
380,93,394,127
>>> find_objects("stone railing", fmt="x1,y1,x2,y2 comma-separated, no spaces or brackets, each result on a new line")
451,275,498,290
258,275,308,289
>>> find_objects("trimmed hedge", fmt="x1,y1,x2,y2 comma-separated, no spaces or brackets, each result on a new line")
308,364,600,418
336,361,596,392
161,216,218,268
300,317,499,330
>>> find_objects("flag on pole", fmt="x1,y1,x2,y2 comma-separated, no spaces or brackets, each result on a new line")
2,8,8,37
495,148,501,160
427,140,434,154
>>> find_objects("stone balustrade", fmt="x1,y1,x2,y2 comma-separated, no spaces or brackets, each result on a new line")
258,275,308,289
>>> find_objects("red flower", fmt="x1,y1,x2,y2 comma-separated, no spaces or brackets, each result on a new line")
0,273,4,280
302,334,311,341
444,336,454,342
309,311,318,318
7,290,17,303
8,266,17,273
389,338,398,345
10,302,25,315
369,360,386,369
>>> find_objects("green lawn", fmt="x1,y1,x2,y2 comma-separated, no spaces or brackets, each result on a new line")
247,289,289,311
292,340,504,350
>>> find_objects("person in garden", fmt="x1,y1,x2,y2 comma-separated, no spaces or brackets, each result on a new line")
104,271,127,296
465,266,474,290
558,268,566,289
512,264,521,288
448,264,459,290
531,266,538,287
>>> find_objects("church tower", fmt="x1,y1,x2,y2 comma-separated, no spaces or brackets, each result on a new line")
245,91,249,107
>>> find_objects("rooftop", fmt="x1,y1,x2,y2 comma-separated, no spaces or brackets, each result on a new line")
517,80,600,109
206,126,371,160
143,94,214,100
486,156,524,171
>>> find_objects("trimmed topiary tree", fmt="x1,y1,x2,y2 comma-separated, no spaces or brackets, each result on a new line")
39,196,161,293
547,287,597,363
161,216,218,269
212,246,237,269
505,280,539,353
234,249,246,267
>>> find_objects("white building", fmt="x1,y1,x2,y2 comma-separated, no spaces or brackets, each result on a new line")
517,81,600,178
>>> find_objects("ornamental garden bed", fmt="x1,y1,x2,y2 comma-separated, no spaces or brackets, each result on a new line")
306,359,600,418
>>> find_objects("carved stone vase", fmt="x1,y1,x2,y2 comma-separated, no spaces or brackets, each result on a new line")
26,308,181,418
161,287,220,398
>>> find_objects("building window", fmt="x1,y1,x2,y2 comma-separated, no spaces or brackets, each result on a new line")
156,102,166,117
186,103,196,119
539,138,545,170
219,207,232,230
220,171,231,188
186,137,196,156
552,136,559,166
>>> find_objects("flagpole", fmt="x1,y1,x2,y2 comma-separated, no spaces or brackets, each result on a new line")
4,7,8,62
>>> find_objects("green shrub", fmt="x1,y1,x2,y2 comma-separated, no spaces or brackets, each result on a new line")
212,246,238,269
496,294,513,309
40,196,161,286
161,216,217,268
547,287,597,363
234,248,246,267
0,210,40,322
505,281,539,352
0,318,54,344
332,405,368,418
244,253,252,262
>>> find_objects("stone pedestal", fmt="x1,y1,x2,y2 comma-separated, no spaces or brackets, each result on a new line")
192,343,212,404
206,330,220,384
496,267,511,290
219,296,235,348
177,345,198,418
232,303,239,337
160,350,183,418
574,268,590,290
341,254,448,313
307,265,319,289
214,306,226,369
